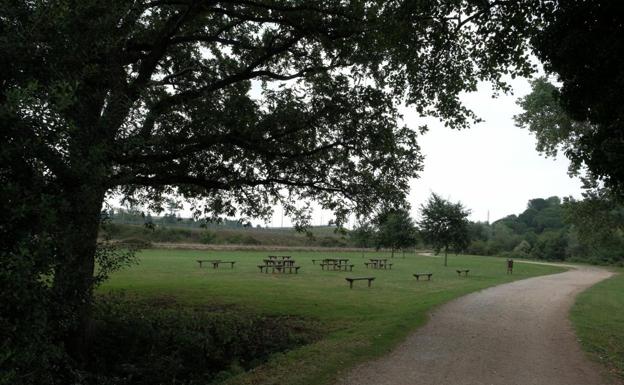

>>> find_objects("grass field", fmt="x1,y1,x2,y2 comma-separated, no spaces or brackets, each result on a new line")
571,268,624,379
101,249,564,385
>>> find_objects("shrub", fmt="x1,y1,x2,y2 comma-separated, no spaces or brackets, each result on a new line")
199,231,217,244
82,296,319,385
117,238,152,249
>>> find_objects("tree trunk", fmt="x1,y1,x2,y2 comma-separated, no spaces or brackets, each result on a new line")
51,183,106,363
444,246,448,266
391,248,395,258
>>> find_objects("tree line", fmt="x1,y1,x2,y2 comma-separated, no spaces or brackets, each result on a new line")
353,194,624,266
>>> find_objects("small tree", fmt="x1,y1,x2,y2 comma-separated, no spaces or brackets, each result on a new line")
351,221,375,249
418,193,471,266
375,208,418,257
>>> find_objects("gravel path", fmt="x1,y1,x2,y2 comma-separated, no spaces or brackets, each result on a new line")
338,265,620,385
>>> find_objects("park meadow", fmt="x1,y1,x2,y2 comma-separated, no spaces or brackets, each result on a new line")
97,249,563,385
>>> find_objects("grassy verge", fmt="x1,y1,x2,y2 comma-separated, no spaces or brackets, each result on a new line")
101,250,564,385
571,268,624,379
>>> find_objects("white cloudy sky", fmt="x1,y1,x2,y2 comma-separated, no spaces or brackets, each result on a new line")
403,77,584,223
269,76,584,227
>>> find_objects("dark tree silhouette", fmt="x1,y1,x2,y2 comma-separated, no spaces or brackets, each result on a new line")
1,0,545,378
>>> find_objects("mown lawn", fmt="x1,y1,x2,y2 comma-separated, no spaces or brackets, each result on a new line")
571,268,624,380
101,250,564,385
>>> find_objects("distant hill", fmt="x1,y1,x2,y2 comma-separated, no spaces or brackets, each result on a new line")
101,222,353,248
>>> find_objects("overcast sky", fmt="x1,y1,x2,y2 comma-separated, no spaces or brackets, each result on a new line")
269,76,584,227
403,77,584,224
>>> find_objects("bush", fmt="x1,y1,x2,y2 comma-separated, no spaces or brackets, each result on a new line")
223,234,261,245
82,295,319,385
318,236,346,248
466,240,490,256
199,231,217,244
530,231,568,260
117,238,152,249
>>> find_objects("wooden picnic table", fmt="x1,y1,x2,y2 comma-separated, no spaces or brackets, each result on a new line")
257,264,300,274
365,259,393,269
319,258,351,271
263,259,295,266
456,269,470,277
320,262,354,271
196,259,221,268
268,255,292,260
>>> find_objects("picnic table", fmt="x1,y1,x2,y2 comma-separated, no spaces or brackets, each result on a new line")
365,259,393,269
456,269,470,277
319,258,352,271
196,259,221,268
268,255,292,260
258,257,299,274
263,259,295,266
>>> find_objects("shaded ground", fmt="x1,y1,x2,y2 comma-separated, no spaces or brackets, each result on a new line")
338,265,621,385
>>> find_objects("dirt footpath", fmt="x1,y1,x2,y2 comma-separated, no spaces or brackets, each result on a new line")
338,265,620,385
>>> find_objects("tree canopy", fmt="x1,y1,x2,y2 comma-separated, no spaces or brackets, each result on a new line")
1,1,549,382
527,1,624,195
418,193,471,266
375,208,418,257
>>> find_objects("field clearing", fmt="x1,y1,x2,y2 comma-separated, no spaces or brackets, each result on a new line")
571,268,624,380
101,249,565,385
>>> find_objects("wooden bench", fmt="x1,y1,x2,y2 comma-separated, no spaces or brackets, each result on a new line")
364,262,375,268
212,261,235,269
197,259,220,268
345,277,375,289
258,264,273,273
413,273,433,281
456,269,470,277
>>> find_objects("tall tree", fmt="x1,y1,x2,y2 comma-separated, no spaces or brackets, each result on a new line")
419,193,471,266
375,208,417,257
1,0,545,378
527,1,624,195
563,191,624,264
515,77,596,185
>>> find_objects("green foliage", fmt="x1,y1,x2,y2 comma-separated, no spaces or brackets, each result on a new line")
200,231,217,245
100,249,563,385
529,230,568,260
0,0,552,380
571,271,624,379
530,2,624,195
102,223,353,248
418,193,470,265
349,222,376,248
466,195,624,264
563,192,624,265
375,208,418,255
80,295,318,385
